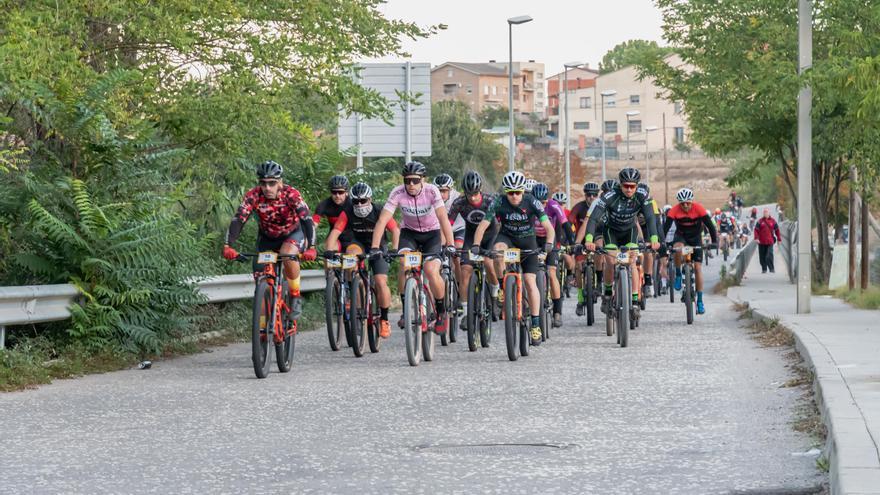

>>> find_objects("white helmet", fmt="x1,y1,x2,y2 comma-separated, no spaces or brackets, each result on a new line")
676,188,695,203
552,192,568,205
663,204,672,213
524,178,537,193
502,171,527,191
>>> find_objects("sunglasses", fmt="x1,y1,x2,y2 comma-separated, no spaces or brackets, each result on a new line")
403,177,422,185
352,198,370,205
331,190,347,196
681,201,693,207
260,179,279,187
621,183,638,190
506,190,523,197
586,193,598,198
438,188,450,193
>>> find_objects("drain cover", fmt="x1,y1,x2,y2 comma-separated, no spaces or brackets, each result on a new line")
415,443,575,455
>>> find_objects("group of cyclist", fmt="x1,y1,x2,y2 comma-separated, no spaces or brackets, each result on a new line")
222,159,729,353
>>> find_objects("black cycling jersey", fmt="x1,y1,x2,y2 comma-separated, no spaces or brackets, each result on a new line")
315,197,353,243
718,216,735,234
448,193,497,235
337,201,390,246
487,193,548,239
569,200,590,231
585,185,658,242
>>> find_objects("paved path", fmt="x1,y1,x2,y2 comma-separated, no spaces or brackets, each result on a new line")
728,245,880,495
1,267,825,494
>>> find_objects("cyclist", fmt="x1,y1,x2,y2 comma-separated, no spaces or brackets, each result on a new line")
370,161,456,334
635,182,662,297
552,192,570,216
325,182,400,338
435,173,466,307
570,181,601,316
658,204,673,294
524,178,538,195
222,160,316,317
717,211,738,254
314,175,352,249
532,183,574,327
583,168,660,314
552,191,576,291
472,171,555,346
448,171,500,328
664,188,718,315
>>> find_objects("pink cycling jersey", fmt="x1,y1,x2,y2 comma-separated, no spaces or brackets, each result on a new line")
534,199,566,238
383,183,445,232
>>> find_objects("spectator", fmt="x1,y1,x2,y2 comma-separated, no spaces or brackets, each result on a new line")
754,208,782,273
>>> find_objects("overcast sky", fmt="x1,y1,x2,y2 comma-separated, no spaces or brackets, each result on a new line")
362,0,667,76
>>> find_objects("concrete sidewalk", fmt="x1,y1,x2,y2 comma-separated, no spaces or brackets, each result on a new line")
727,246,880,495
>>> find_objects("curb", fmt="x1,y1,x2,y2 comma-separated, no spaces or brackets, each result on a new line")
726,287,880,495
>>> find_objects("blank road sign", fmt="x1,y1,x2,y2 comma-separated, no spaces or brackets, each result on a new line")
338,63,432,157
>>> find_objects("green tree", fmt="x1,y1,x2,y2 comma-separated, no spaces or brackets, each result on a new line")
421,101,503,182
600,39,672,74
636,0,879,283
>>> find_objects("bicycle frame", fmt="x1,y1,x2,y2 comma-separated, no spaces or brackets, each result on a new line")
240,252,299,342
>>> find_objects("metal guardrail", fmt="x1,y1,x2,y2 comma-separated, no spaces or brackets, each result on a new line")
728,240,758,285
0,270,326,349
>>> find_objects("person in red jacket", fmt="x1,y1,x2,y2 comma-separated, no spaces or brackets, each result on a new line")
754,208,782,273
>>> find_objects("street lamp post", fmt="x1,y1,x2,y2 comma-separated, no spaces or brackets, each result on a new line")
644,125,658,186
507,15,533,172
600,89,617,182
563,61,584,203
625,110,640,159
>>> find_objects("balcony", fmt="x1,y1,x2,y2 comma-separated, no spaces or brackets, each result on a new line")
523,82,534,92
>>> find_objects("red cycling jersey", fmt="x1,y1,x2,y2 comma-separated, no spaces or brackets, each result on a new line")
226,185,311,244
664,202,717,242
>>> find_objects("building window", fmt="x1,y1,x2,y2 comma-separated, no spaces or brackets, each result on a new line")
466,85,472,95
447,69,453,77
628,120,642,133
605,97,616,107
579,97,592,109
443,84,456,96
674,101,683,114
537,72,543,79
493,86,498,96
674,127,685,143
605,121,618,134
537,92,544,98
574,121,590,130
630,94,640,105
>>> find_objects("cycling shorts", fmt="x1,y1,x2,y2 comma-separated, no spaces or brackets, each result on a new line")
254,228,305,272
399,228,442,261
672,233,703,264
347,240,389,276
494,233,539,274
603,226,638,250
462,227,498,266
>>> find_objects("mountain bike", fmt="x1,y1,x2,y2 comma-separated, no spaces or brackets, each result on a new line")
495,247,542,361
537,250,553,341
556,246,571,299
464,250,494,352
340,253,382,357
440,250,460,347
391,250,443,366
594,245,642,348
667,250,676,304
577,250,598,327
672,245,701,325
322,254,351,352
234,252,298,378
720,232,731,261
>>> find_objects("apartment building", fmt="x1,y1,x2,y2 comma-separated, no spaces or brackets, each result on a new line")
430,60,545,117
546,65,600,135
556,55,690,155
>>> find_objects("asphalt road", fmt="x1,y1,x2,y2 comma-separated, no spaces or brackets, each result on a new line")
0,260,826,494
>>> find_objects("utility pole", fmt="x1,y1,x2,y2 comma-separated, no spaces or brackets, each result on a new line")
796,0,812,313
662,112,669,205
848,166,857,290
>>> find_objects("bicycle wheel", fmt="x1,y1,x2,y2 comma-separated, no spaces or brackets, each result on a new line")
618,269,630,348
324,273,343,351
251,280,273,379
653,259,662,298
422,286,436,362
668,260,676,304
504,275,518,361
367,284,381,354
348,275,367,357
448,273,459,344
536,268,549,341
684,264,694,325
585,264,595,327
403,277,422,366
275,281,296,373
519,289,530,357
466,270,480,352
480,278,493,347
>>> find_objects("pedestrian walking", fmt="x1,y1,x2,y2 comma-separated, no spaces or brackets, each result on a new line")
754,208,781,273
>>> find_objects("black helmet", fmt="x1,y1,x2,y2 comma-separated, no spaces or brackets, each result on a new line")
638,182,650,195
532,183,549,201
350,182,373,199
402,161,427,177
619,167,641,184
433,173,454,189
328,175,349,191
583,182,600,194
461,170,482,194
601,179,619,193
256,160,283,179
